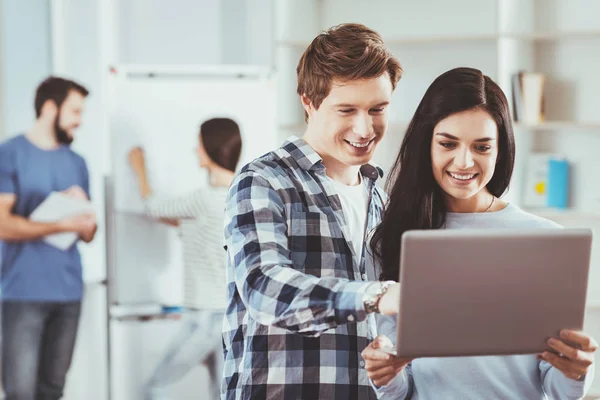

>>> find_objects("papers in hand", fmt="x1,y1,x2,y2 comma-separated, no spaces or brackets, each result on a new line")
29,191,96,251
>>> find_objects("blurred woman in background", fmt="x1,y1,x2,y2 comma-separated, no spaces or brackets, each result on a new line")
128,117,242,400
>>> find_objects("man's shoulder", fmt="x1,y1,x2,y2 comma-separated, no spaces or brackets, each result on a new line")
0,135,26,154
63,147,87,168
237,146,302,185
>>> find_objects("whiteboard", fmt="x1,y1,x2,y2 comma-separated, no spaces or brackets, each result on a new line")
109,66,278,213
107,65,278,305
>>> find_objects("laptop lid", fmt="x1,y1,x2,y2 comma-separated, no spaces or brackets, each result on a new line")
395,228,592,358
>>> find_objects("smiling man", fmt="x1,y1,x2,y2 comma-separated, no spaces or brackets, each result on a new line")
222,23,402,400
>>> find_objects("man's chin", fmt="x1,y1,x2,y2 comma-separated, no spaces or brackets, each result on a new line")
342,154,375,167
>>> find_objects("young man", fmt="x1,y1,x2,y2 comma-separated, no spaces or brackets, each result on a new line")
0,77,97,400
223,23,403,399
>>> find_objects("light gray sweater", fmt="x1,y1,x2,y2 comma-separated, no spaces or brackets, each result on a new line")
374,203,595,400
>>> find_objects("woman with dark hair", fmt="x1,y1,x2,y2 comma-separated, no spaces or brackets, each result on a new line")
128,117,242,400
361,68,596,399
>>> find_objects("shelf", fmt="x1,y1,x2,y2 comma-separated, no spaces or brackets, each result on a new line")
587,301,600,310
276,31,600,48
386,34,499,45
504,31,600,41
514,121,600,131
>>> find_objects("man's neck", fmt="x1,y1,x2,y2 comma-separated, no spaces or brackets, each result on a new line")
302,133,361,186
322,155,361,186
26,120,59,150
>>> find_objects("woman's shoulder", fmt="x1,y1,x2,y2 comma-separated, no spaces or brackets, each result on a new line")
501,203,563,229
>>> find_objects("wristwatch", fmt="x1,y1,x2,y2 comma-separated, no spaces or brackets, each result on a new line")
363,281,395,314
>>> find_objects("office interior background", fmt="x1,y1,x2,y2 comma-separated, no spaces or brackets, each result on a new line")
0,0,599,399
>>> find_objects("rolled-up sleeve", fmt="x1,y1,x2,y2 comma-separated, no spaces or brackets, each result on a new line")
540,359,595,399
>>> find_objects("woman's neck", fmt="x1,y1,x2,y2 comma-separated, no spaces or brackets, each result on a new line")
207,165,235,188
445,192,496,213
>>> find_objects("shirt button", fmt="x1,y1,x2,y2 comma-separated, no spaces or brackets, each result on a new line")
360,360,365,368
347,315,355,322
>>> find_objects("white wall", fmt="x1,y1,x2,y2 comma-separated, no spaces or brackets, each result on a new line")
119,0,221,64
1,0,53,137
117,0,272,66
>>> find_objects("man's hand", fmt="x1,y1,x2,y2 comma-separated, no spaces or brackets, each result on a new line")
59,213,97,236
540,329,597,381
362,335,413,387
378,282,400,316
128,147,147,177
62,185,88,201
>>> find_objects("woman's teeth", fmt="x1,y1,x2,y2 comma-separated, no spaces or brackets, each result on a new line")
449,172,475,180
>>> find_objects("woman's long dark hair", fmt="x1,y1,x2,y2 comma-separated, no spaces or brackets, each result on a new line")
372,67,516,282
200,118,242,172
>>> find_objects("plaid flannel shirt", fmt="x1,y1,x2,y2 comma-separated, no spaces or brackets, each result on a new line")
222,137,386,400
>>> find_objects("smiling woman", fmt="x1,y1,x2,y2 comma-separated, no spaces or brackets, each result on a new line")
431,108,501,213
364,66,597,400
372,67,515,282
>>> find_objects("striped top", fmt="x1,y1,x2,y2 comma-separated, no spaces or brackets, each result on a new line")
145,186,228,310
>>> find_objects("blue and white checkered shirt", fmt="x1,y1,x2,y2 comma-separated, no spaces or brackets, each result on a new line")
222,137,386,399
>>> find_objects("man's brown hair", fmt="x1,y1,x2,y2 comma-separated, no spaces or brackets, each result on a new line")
34,76,89,118
297,23,403,122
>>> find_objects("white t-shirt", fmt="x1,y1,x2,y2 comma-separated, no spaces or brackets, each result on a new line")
329,176,370,263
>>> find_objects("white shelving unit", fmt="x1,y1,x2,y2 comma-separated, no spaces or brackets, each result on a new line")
276,0,600,395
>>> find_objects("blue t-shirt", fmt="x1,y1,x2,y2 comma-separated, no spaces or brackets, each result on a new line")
0,134,90,302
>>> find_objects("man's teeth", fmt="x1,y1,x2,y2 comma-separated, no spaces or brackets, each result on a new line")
449,172,475,180
348,141,370,148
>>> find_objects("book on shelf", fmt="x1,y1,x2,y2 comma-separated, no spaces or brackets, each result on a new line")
511,71,545,124
523,153,570,209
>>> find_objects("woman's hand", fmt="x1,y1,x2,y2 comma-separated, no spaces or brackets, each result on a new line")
540,329,597,381
362,335,413,387
128,147,147,177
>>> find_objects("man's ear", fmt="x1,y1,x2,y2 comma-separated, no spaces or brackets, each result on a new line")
40,99,58,119
300,94,313,118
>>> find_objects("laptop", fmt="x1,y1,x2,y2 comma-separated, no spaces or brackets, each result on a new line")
390,228,592,358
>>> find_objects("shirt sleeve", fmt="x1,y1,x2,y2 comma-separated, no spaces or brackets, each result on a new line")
370,314,414,399
80,157,91,200
144,190,206,220
0,144,16,195
539,359,595,399
224,170,371,337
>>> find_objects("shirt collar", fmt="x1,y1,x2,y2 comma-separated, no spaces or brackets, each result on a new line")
282,136,384,182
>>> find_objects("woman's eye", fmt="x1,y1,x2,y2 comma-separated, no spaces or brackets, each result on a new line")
339,109,353,114
476,145,492,152
440,142,456,149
